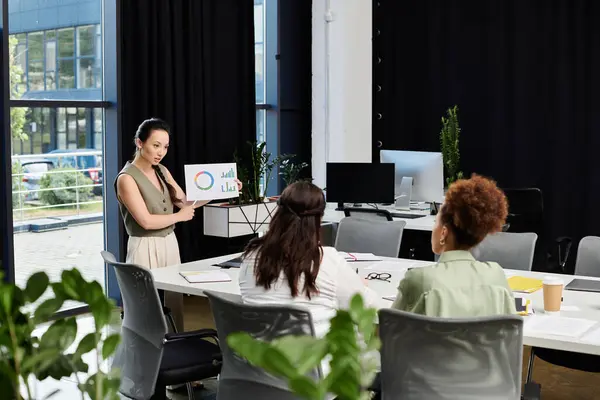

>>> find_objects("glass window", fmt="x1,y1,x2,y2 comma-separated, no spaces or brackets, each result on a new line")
58,28,75,58
77,26,96,57
28,61,44,91
45,40,56,71
28,32,44,61
254,1,265,104
58,59,76,89
78,58,96,88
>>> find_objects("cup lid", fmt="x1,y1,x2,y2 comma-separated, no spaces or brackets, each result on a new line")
543,276,563,285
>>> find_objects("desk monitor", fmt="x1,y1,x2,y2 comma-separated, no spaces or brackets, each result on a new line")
326,163,395,209
379,150,444,203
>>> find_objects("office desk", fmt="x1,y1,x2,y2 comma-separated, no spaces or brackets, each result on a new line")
322,204,436,232
152,254,600,356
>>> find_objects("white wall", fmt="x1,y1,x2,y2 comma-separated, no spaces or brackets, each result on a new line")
312,0,373,188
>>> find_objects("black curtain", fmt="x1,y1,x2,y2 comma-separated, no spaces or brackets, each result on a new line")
373,0,600,270
119,0,256,262
278,0,313,181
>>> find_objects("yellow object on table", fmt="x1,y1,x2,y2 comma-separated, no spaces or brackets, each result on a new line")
508,276,543,293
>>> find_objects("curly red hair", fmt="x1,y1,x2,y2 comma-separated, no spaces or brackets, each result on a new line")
440,174,508,248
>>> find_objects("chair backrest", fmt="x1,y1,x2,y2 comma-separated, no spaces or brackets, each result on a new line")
575,236,600,277
334,217,406,257
101,251,167,400
471,232,538,271
378,308,524,400
343,207,393,221
501,188,544,235
205,290,320,400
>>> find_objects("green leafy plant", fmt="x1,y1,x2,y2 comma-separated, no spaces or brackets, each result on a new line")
440,105,464,186
227,294,380,400
280,157,310,188
39,168,93,206
0,269,121,400
233,141,293,204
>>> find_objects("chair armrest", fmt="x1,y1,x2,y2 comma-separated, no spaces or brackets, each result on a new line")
522,382,541,400
164,328,219,343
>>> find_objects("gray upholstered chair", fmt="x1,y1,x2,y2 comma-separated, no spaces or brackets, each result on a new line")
471,232,538,271
573,236,600,277
343,207,393,221
205,290,322,400
377,308,539,400
101,251,221,400
334,217,406,257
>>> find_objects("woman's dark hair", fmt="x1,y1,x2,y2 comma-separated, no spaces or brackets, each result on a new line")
243,181,326,298
134,118,180,204
440,174,508,248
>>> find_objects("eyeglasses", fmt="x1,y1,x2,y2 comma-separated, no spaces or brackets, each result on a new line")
365,272,391,282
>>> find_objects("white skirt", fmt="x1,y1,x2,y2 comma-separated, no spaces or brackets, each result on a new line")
126,232,184,331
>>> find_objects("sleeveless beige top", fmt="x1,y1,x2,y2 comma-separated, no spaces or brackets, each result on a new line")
115,162,175,237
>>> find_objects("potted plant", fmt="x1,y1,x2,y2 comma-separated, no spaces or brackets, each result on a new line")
280,157,310,188
0,269,121,400
227,294,380,400
440,105,464,187
203,141,292,238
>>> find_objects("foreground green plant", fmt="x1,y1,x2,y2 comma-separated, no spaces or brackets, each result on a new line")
0,269,121,400
228,294,380,400
440,105,464,186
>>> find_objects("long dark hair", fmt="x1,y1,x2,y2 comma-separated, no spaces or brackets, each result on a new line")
134,118,180,204
243,181,326,298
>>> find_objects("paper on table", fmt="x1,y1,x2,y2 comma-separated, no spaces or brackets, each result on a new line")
342,252,382,262
560,305,581,312
179,270,232,284
581,327,600,344
525,316,597,338
363,261,412,272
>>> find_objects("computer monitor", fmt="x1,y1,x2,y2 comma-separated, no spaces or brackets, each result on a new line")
326,163,395,208
379,150,444,203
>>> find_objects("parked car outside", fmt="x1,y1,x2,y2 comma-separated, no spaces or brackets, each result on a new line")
18,159,55,201
45,149,103,195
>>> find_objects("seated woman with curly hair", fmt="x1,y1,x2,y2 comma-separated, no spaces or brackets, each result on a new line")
392,174,516,317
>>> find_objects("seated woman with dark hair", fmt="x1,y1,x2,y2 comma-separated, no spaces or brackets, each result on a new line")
392,174,517,317
239,181,385,339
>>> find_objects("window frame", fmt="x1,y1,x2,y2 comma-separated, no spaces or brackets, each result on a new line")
1,0,120,317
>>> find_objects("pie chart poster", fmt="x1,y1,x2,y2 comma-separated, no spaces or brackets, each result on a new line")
184,163,239,201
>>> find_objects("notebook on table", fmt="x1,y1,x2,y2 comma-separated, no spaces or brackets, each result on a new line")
179,270,232,284
565,279,600,293
507,276,543,293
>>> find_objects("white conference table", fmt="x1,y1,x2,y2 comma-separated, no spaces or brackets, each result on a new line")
152,253,600,356
321,204,436,232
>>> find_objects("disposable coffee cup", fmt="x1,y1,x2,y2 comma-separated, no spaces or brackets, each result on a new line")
542,276,563,313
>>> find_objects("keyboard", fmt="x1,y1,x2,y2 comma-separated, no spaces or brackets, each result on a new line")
390,212,426,219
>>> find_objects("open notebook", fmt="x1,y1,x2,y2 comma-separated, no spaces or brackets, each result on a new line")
179,270,232,284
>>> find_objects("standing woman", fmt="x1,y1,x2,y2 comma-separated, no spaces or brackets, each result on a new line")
115,118,240,330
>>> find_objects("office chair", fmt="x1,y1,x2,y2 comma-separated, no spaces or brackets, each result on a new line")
378,309,540,400
101,251,222,400
205,291,321,400
526,236,600,381
335,217,406,257
502,188,572,272
343,207,393,221
471,232,538,271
